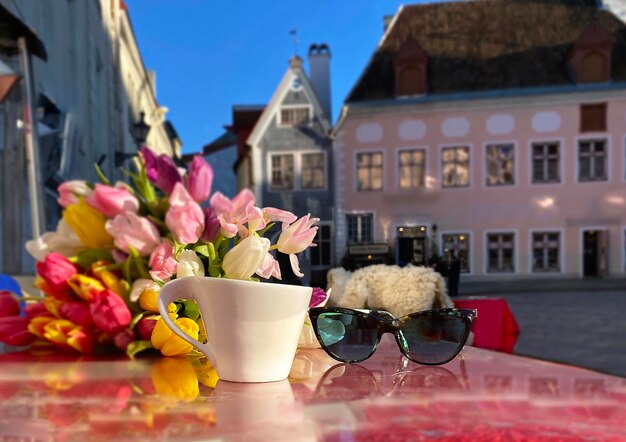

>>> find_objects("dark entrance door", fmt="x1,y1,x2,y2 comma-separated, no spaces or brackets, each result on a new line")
583,230,599,277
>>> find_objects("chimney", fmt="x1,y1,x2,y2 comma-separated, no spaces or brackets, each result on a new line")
383,14,394,33
307,43,332,122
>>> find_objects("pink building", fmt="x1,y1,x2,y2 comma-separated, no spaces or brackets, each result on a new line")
333,1,626,281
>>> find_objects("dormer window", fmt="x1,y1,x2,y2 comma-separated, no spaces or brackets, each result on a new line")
279,106,311,126
393,39,428,97
567,22,614,85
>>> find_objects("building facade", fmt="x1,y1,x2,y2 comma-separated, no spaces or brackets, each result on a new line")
334,0,626,281
0,0,179,274
245,46,333,286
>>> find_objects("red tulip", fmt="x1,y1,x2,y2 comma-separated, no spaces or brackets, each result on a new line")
36,253,77,299
0,316,36,346
60,302,94,329
24,302,51,319
90,290,131,335
136,316,158,340
0,290,19,318
113,329,136,352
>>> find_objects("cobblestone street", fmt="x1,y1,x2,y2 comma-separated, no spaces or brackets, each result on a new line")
499,290,626,377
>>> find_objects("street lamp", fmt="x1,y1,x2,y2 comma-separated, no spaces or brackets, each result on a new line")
116,111,152,167
131,111,151,148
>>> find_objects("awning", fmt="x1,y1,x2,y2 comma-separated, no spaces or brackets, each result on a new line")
0,4,47,61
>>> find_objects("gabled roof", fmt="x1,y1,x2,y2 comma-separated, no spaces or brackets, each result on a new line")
346,0,626,103
247,58,332,148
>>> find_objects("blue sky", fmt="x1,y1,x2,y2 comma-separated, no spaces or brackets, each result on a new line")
127,0,428,154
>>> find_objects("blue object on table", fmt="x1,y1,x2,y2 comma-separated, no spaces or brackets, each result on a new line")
0,274,22,297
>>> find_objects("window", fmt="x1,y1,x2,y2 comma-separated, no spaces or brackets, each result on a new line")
487,232,515,273
486,144,514,186
580,52,608,84
532,142,560,183
532,231,560,272
578,139,607,182
346,213,373,244
280,107,310,126
442,146,470,188
397,67,424,96
311,223,332,267
301,153,325,189
580,104,606,133
356,152,383,191
398,149,425,189
442,233,470,273
270,154,294,190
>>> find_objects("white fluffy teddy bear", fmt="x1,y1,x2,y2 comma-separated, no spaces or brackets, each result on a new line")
326,264,453,318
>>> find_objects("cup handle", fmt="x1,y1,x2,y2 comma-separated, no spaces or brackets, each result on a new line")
157,276,215,364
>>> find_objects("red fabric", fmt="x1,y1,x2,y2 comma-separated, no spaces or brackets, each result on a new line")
453,297,520,353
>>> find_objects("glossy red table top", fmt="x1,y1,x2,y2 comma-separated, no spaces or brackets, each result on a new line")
1,336,625,441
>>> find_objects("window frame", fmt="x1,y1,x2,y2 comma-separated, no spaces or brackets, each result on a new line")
310,221,333,269
529,229,564,274
440,144,471,189
484,230,518,274
439,231,473,274
396,147,427,190
576,137,610,183
355,149,385,192
266,150,327,192
484,142,516,187
300,151,327,191
269,152,296,191
530,140,562,185
345,212,375,244
277,104,313,127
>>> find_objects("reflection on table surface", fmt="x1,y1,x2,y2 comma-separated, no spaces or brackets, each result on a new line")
1,335,625,441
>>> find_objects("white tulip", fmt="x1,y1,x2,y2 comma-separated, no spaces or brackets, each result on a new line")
25,219,83,261
176,250,205,278
223,235,270,280
129,278,160,302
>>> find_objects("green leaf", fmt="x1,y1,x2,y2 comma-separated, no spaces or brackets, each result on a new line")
257,222,275,237
94,163,111,185
194,244,210,257
174,241,187,258
74,249,114,269
126,340,155,359
177,300,200,320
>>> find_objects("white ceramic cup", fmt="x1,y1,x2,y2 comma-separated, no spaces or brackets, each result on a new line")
157,276,312,383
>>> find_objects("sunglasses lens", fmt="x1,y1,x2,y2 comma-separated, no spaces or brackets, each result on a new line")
315,312,378,362
398,314,467,364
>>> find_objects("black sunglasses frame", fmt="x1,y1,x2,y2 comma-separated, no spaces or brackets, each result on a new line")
308,307,477,366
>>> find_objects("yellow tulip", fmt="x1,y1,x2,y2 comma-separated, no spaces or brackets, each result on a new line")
139,288,160,312
91,262,126,296
63,198,113,249
151,357,199,402
194,360,219,389
28,316,55,339
151,313,199,357
67,274,105,302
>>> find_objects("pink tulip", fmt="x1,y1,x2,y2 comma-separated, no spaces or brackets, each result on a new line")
256,253,281,280
165,183,204,244
36,253,78,300
0,291,19,318
239,205,267,237
276,214,319,254
57,180,92,207
210,189,256,238
60,302,94,329
86,183,139,218
149,241,177,281
201,207,221,242
140,147,182,194
90,290,132,335
0,317,36,346
263,207,298,231
187,156,214,203
105,212,161,256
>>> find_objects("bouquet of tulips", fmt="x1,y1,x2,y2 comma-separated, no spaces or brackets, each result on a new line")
0,147,321,357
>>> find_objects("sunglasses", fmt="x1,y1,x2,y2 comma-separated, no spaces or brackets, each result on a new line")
308,307,477,366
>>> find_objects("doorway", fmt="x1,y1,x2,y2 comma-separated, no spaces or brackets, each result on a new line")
396,226,428,266
582,229,608,277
